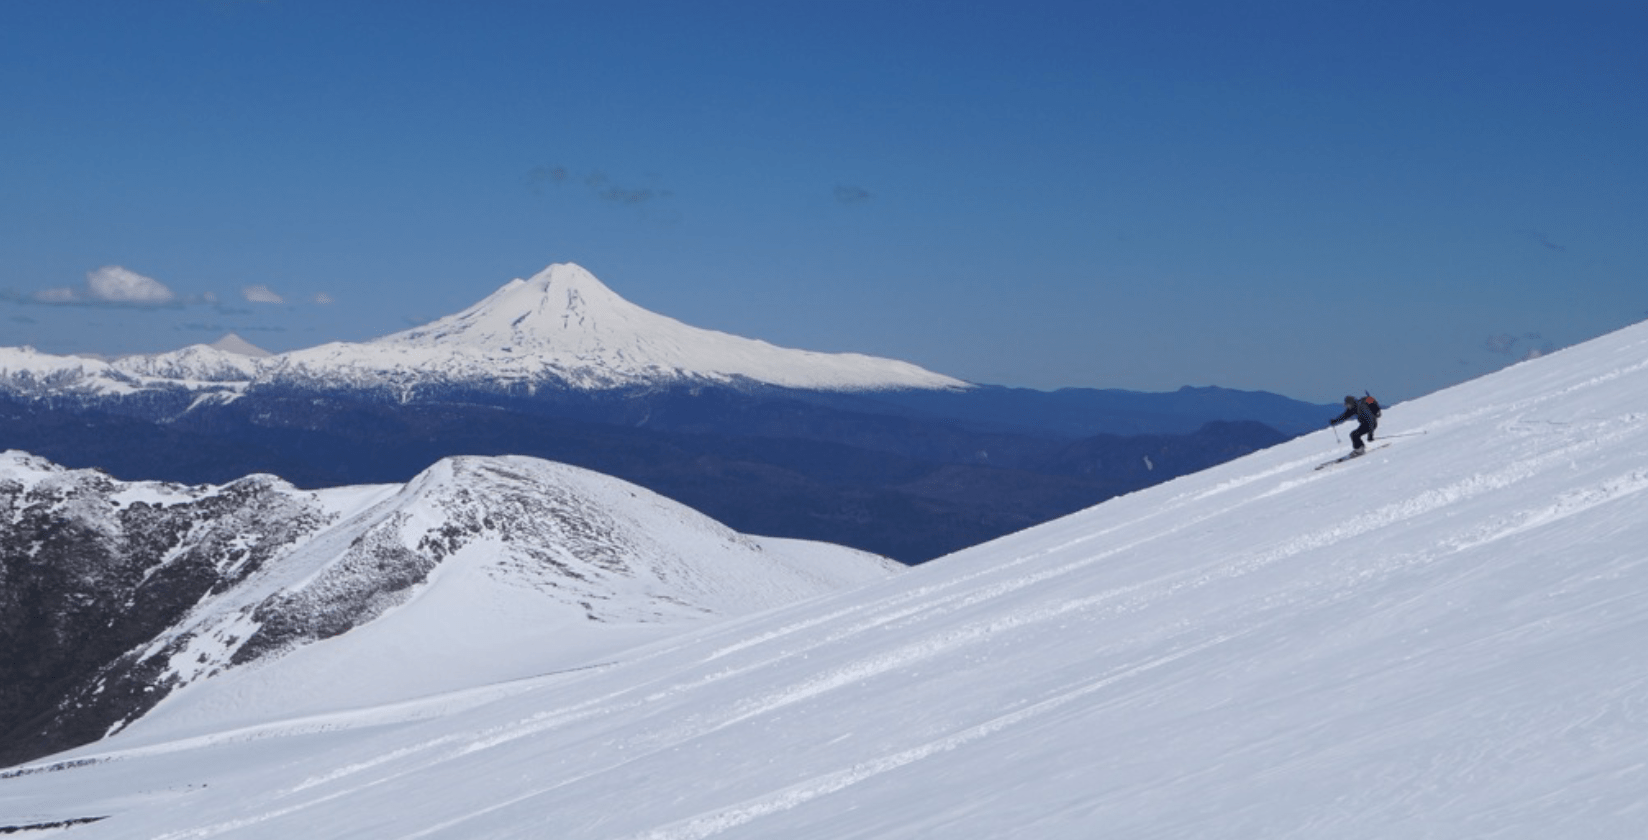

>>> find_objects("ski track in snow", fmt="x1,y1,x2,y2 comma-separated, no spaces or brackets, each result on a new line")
366,631,1247,840
613,633,1244,840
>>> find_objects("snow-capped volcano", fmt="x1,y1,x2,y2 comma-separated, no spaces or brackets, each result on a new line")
207,333,272,358
264,263,968,392
0,263,967,397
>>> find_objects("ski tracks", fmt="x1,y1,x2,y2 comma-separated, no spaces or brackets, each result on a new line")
234,455,1312,838
614,631,1246,840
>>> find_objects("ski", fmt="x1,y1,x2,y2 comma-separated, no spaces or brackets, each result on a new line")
1314,442,1392,470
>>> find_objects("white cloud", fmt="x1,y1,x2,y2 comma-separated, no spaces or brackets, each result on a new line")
313,292,335,304
31,265,178,305
242,284,285,304
87,265,177,303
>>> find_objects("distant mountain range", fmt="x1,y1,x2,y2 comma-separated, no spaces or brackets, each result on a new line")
0,263,965,397
0,262,1336,562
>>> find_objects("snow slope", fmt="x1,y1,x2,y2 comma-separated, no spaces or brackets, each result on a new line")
6,320,1648,838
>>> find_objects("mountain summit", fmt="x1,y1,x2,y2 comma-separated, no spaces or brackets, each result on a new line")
266,263,968,392
386,262,682,354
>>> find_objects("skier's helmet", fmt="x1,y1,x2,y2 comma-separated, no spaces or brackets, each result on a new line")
1344,396,1356,406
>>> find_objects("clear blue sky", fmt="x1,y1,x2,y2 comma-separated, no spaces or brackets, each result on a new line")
3,0,1643,403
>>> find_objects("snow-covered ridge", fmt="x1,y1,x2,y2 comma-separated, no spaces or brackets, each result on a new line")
110,342,264,383
0,450,901,757
0,263,968,396
0,345,140,397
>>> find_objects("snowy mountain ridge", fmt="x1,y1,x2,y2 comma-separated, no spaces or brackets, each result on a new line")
7,317,1646,837
0,451,900,764
0,263,967,396
0,345,147,397
110,341,266,383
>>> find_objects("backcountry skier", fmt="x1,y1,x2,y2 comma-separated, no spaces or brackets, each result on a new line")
1330,394,1380,456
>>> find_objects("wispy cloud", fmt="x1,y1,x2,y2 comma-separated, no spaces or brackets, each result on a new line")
314,292,335,304
1518,230,1567,252
525,166,570,194
835,185,872,204
596,184,663,204
527,165,673,206
1484,333,1519,355
583,171,671,205
241,284,285,304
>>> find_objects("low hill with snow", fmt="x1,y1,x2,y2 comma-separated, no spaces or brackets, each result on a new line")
0,453,900,765
5,314,1645,836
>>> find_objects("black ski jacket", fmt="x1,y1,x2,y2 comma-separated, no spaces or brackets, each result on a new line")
1332,400,1379,428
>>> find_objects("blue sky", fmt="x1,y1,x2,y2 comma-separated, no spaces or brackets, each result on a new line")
2,0,1643,403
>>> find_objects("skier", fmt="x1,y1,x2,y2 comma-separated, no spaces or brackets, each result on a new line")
1330,395,1379,456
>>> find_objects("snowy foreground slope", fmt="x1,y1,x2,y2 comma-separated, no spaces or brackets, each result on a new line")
7,321,1648,837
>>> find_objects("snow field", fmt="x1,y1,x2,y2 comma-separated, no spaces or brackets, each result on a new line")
5,320,1648,838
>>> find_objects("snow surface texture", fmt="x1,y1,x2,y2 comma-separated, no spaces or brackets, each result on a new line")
6,320,1648,837
0,264,967,396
